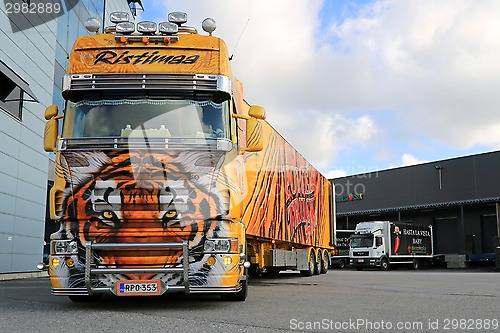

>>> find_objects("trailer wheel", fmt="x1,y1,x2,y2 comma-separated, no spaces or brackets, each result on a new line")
313,250,320,275
221,279,248,302
300,250,315,277
339,259,347,269
380,258,389,271
411,259,420,270
320,251,329,274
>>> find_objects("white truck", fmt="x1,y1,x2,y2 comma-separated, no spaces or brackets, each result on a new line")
349,221,433,271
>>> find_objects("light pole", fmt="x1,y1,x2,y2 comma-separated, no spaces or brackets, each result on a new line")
434,165,443,190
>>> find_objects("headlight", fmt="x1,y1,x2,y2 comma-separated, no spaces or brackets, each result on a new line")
204,239,236,253
51,240,78,254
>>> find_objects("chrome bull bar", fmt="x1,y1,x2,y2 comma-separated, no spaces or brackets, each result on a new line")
85,241,190,295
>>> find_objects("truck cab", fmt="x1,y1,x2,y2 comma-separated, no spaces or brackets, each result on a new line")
349,221,390,270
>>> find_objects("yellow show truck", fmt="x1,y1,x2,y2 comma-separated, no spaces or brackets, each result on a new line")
43,12,335,302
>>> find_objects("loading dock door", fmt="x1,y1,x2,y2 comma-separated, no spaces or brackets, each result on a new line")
481,215,497,253
433,217,460,254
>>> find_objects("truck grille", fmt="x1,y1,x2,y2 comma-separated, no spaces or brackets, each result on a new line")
352,251,369,256
62,73,231,100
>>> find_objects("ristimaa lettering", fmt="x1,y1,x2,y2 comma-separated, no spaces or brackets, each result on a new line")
94,50,200,65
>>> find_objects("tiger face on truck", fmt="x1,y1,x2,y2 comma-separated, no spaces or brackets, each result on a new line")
50,149,235,288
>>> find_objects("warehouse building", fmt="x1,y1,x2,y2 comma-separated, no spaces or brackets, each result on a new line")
0,0,133,274
332,151,500,268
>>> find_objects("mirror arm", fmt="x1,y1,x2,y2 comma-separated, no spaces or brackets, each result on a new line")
232,114,250,120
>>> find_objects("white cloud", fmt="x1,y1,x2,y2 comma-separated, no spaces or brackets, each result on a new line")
386,153,427,169
324,169,347,179
327,0,500,149
401,153,428,167
143,0,500,174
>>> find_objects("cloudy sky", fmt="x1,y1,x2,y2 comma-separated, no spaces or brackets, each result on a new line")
138,0,500,178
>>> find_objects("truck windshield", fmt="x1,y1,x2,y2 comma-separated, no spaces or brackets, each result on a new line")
63,99,230,139
350,234,374,248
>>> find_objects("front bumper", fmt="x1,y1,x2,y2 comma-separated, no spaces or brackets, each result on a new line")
52,284,245,296
51,240,245,296
350,258,381,267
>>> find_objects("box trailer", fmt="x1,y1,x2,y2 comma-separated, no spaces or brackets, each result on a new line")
331,230,354,268
349,221,433,270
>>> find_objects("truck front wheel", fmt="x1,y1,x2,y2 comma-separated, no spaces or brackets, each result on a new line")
221,279,248,302
380,258,389,271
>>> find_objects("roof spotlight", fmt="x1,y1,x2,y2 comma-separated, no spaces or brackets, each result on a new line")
116,21,135,34
159,21,178,35
110,11,129,24
137,21,157,34
168,12,188,25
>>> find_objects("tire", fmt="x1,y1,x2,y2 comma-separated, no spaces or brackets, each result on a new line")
339,259,347,269
380,258,389,271
221,278,248,302
313,250,320,275
411,259,420,270
300,250,315,277
320,251,329,274
68,295,102,302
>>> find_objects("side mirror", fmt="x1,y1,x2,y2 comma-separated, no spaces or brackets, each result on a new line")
44,104,58,120
44,105,59,152
233,105,266,152
248,105,266,120
245,116,263,152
